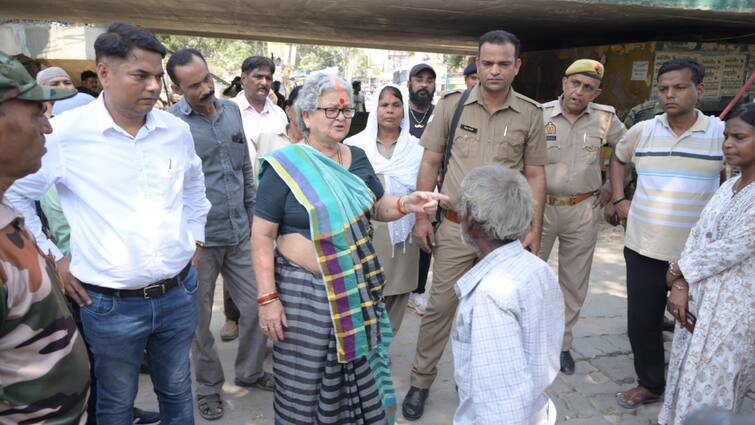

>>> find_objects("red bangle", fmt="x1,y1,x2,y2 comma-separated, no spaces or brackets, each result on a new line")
396,196,407,215
257,291,279,305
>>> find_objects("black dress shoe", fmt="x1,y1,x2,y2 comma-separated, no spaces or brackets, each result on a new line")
560,350,575,375
402,386,429,421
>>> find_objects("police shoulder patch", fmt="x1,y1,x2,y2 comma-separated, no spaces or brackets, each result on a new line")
514,91,542,109
441,89,464,98
590,102,616,114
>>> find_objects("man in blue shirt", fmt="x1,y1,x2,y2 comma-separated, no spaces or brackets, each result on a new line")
167,48,270,421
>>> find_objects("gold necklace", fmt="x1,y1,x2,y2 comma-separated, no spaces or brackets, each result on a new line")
409,108,429,129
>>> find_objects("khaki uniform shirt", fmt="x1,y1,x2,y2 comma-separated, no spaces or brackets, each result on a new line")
542,98,626,196
421,85,547,211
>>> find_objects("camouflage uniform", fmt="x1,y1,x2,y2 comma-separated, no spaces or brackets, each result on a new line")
0,203,90,424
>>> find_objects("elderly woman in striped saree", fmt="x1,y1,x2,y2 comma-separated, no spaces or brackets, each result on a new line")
251,72,446,425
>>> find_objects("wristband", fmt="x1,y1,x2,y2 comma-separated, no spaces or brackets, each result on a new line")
257,291,279,305
612,197,626,205
397,196,408,215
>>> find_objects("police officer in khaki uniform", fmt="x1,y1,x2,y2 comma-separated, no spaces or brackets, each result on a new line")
539,59,626,375
402,30,547,421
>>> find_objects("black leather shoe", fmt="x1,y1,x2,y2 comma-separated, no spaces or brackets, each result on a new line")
560,350,575,375
402,386,429,421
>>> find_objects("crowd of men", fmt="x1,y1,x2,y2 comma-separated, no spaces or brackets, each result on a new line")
0,20,749,425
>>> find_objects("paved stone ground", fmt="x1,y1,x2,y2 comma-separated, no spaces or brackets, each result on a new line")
135,223,754,424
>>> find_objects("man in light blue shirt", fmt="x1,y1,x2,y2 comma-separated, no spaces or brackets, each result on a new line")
452,165,563,424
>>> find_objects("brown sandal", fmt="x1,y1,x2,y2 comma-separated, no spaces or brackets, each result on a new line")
616,386,661,409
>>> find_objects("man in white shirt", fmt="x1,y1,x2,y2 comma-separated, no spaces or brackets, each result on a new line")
452,164,563,425
231,56,288,172
7,22,211,425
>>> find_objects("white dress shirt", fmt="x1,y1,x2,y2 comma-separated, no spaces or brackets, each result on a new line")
231,91,288,172
452,241,564,425
6,94,211,289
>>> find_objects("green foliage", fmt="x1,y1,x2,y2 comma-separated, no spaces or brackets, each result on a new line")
158,35,268,81
295,44,348,74
445,54,466,71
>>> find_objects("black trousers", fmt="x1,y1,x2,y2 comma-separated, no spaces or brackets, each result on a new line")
415,250,432,294
624,247,668,392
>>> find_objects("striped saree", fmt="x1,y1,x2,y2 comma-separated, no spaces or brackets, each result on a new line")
260,144,396,424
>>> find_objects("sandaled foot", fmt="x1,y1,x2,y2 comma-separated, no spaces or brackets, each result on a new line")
197,393,224,420
616,386,661,409
235,371,274,392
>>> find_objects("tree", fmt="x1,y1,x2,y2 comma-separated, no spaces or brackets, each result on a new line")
158,35,268,81
295,44,348,74
445,54,467,71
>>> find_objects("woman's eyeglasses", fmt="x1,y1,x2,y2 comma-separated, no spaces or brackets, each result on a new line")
316,107,356,119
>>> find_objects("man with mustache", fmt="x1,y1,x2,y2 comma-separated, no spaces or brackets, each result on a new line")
7,22,211,424
231,55,288,175
403,29,547,420
407,63,437,315
539,59,626,375
407,63,436,138
166,48,270,420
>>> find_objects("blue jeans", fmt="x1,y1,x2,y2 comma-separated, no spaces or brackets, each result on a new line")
80,267,199,425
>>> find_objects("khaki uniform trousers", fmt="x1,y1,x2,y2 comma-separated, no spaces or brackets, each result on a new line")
410,219,478,389
539,196,601,351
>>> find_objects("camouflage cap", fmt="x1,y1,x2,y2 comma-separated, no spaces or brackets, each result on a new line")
0,51,76,103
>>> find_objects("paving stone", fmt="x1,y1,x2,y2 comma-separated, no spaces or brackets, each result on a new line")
603,414,621,425
602,334,632,354
572,372,622,396
574,316,626,337
621,414,650,424
634,401,662,422
572,337,603,359
561,417,609,424
587,393,624,416
548,375,575,393
551,393,575,421
575,360,598,374
562,392,601,418
591,355,636,383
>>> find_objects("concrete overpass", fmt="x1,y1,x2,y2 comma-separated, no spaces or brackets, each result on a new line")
1,0,754,54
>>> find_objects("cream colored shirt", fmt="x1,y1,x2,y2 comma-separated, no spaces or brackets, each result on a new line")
542,98,626,196
421,85,547,211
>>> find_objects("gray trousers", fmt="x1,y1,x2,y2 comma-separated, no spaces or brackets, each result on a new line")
192,236,267,397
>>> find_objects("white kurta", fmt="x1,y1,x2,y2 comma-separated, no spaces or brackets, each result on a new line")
658,176,755,425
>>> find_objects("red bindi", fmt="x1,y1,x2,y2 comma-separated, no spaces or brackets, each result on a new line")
339,97,346,105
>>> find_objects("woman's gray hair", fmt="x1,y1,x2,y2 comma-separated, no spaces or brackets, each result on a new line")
459,165,533,242
294,72,353,136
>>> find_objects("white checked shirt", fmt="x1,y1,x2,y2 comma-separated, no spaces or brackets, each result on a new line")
6,94,211,289
452,241,564,425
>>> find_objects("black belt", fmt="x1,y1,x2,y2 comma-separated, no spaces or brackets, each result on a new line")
83,263,192,299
